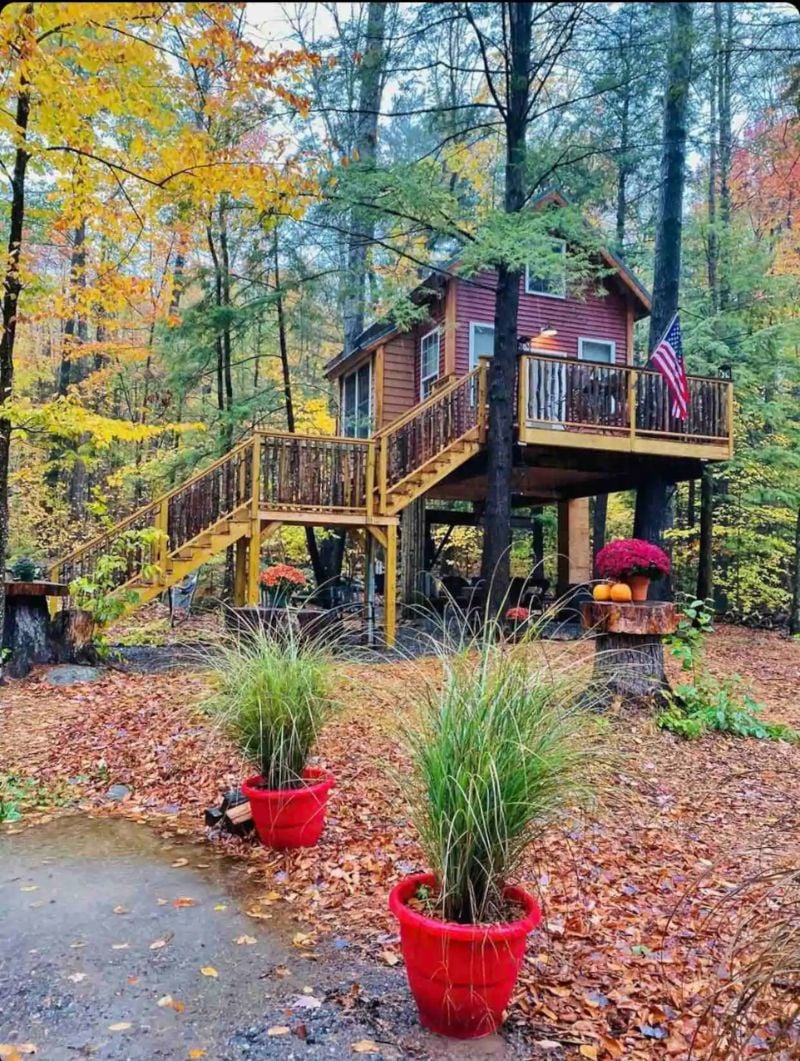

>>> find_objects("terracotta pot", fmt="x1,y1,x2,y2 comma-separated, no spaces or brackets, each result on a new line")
241,767,334,849
389,872,541,1039
627,574,651,602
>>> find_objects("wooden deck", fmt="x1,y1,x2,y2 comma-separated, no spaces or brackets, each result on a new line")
49,356,732,641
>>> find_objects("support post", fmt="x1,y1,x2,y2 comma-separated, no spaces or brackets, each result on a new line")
366,441,375,521
385,522,397,648
234,537,247,607
246,435,262,606
628,368,637,444
157,497,169,584
557,498,592,598
364,531,376,647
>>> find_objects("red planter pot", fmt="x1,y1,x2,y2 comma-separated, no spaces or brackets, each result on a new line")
241,767,334,849
389,873,541,1039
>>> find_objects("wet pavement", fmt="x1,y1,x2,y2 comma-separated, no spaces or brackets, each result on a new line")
0,816,520,1060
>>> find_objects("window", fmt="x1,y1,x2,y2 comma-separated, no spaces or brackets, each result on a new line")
341,360,372,437
468,322,495,368
578,338,615,363
525,239,567,298
420,328,440,398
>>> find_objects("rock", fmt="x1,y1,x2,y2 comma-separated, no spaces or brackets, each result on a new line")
106,784,132,803
43,664,101,686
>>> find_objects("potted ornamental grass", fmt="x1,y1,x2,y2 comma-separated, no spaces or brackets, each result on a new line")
595,538,671,602
390,640,605,1039
204,627,335,848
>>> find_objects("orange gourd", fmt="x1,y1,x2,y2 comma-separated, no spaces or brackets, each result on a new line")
592,583,612,602
609,582,632,603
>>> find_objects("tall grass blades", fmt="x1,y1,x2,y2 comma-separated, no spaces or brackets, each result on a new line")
407,640,607,925
203,626,334,791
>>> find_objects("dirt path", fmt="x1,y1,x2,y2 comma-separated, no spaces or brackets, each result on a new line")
0,816,514,1060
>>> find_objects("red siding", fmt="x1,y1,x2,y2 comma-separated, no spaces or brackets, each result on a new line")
410,303,445,400
454,271,630,372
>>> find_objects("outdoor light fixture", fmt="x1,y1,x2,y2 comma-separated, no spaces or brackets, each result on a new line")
539,324,558,338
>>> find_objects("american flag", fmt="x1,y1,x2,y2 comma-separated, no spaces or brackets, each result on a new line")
649,313,689,421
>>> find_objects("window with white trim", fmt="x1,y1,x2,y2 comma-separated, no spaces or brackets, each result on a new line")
525,239,567,298
468,322,495,368
578,338,615,363
341,360,372,437
420,328,440,398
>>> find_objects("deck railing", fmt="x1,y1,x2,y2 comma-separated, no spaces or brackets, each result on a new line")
519,353,732,452
257,431,372,513
375,364,486,496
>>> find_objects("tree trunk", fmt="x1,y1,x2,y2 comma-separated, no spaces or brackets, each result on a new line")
0,39,32,663
707,7,719,309
273,231,325,587
716,1,733,312
400,497,426,615
790,505,800,636
342,0,387,355
697,466,714,601
480,1,532,618
634,2,693,593
530,505,544,574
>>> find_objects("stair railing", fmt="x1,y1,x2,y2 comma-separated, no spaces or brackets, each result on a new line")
373,363,486,508
50,436,256,591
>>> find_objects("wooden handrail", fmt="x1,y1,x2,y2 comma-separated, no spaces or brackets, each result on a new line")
374,364,483,439
519,349,729,388
51,437,254,573
256,429,371,446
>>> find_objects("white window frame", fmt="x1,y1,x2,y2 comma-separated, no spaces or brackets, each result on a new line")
468,321,495,369
525,238,567,299
578,337,616,363
341,358,373,437
419,327,441,399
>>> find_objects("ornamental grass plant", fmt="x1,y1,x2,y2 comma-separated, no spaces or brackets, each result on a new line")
203,624,334,791
406,624,609,925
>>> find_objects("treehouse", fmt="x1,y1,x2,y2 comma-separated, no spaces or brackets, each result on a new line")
50,194,733,646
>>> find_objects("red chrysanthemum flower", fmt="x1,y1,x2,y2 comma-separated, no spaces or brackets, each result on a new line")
595,538,671,580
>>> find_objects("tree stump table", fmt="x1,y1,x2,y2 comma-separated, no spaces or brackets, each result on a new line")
2,581,70,679
580,601,678,708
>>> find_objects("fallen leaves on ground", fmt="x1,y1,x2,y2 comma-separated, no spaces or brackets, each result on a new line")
157,994,186,1012
3,625,800,1056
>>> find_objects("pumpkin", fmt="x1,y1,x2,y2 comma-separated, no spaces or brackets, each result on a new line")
610,582,632,603
592,583,612,602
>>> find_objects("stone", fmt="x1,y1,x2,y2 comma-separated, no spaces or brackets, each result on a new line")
106,784,132,802
44,664,101,686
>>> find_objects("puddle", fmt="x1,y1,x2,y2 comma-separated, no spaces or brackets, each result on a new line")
0,815,521,1059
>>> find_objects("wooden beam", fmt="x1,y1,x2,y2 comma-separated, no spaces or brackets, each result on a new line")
557,498,591,596
247,434,262,605
384,522,397,647
367,525,388,550
257,509,398,527
443,281,457,376
233,537,247,607
374,345,385,428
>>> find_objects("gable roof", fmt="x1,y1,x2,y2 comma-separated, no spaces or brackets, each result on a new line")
325,191,651,380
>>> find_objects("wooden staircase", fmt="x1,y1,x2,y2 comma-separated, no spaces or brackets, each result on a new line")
49,363,488,623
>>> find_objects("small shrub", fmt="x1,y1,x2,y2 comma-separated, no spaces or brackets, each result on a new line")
406,638,607,924
658,597,799,743
203,627,334,790
596,538,671,580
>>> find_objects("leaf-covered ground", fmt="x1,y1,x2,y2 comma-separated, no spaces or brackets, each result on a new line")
2,624,798,1058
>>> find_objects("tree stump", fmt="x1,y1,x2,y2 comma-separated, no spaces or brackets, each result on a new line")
580,601,678,709
2,582,72,678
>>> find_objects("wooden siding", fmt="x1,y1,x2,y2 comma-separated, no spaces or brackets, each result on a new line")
381,333,418,427
454,271,631,373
